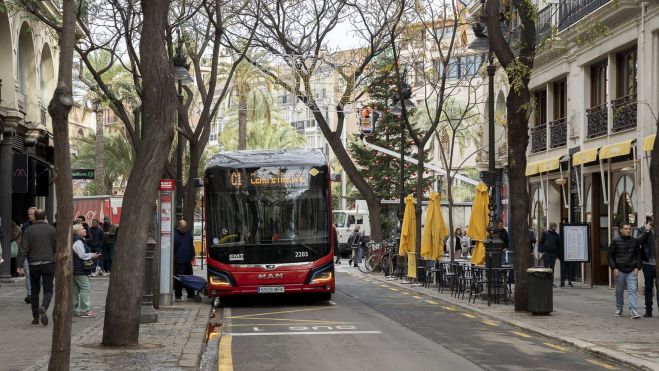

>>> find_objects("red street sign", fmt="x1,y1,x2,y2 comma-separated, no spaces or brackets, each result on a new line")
159,179,175,191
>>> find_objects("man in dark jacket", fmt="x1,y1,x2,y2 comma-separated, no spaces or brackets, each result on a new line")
347,226,363,267
609,222,642,319
87,219,104,276
101,217,118,276
637,214,656,317
174,220,196,301
539,222,561,274
16,209,56,326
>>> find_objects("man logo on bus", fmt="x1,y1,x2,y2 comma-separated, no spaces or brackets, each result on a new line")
258,273,283,279
230,170,243,187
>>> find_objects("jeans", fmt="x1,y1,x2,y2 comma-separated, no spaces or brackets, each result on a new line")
29,263,55,319
102,244,114,273
543,253,558,272
642,264,657,313
560,260,576,283
174,262,195,299
23,260,31,296
73,274,92,314
615,270,639,312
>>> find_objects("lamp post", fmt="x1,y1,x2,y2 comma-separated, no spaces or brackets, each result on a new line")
173,37,193,222
390,78,414,228
470,7,504,306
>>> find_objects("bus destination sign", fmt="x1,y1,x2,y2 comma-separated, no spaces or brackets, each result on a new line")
229,169,311,188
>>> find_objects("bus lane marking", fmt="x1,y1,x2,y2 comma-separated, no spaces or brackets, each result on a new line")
586,359,618,369
543,342,566,352
442,306,457,311
480,320,499,327
412,295,423,299
226,330,382,336
510,331,531,338
218,335,233,371
424,300,439,304
461,313,478,319
226,322,356,328
227,306,335,319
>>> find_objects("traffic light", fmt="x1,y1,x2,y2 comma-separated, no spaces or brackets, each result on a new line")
359,106,378,136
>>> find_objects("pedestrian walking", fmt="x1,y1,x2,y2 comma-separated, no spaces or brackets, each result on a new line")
87,218,104,277
539,222,561,287
332,226,341,264
637,213,656,317
347,226,363,267
174,220,197,301
16,209,56,326
452,228,465,258
19,208,36,303
609,222,643,319
72,223,100,317
101,217,118,276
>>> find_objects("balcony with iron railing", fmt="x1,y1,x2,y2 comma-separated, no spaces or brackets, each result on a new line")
586,103,608,139
549,118,567,148
611,94,637,132
558,0,611,31
536,4,557,43
531,124,547,153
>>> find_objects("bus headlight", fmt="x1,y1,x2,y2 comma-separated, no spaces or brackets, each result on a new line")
309,267,334,284
209,273,232,287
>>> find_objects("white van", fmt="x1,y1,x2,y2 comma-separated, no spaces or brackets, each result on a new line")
333,209,370,257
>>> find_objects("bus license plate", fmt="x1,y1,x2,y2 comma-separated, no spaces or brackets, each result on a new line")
258,286,285,294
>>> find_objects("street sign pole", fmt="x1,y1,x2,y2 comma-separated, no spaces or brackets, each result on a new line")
158,179,175,306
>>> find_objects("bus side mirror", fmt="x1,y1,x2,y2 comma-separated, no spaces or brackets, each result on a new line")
194,178,204,187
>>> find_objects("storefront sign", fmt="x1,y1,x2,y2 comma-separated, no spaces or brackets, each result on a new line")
12,154,28,193
72,169,95,179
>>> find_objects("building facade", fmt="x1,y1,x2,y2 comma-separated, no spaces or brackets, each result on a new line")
0,4,60,278
525,0,659,285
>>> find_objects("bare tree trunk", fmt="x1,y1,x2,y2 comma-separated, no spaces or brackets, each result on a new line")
47,0,77,368
447,175,455,262
102,0,177,346
415,156,424,256
183,143,201,225
238,92,248,150
94,102,107,195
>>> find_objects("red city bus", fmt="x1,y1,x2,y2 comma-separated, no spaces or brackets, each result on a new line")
204,149,335,300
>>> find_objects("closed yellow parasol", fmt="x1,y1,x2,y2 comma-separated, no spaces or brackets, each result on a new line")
468,182,490,265
421,192,448,260
399,194,416,256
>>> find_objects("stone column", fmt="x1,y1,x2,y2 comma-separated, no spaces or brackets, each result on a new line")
0,112,21,280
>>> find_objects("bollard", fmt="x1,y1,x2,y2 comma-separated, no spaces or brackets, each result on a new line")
140,238,158,323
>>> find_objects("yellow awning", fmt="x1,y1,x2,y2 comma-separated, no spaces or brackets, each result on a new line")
600,139,634,160
525,161,540,176
538,157,561,173
572,148,599,166
643,134,656,152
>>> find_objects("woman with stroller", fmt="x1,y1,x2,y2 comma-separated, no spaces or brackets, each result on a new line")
72,223,100,317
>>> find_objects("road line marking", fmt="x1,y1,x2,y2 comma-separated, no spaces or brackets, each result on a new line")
231,317,348,324
228,307,334,319
510,331,531,338
401,292,409,295
586,359,618,369
227,322,355,327
412,295,423,299
442,306,457,311
481,320,499,327
218,335,233,371
226,331,382,336
543,342,566,352
461,313,478,319
389,288,400,291
425,300,439,304
379,284,389,288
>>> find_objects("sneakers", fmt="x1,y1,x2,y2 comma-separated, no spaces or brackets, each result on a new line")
644,312,652,318
39,306,49,326
614,309,623,317
91,272,97,277
568,282,574,287
631,310,641,319
79,311,97,318
175,297,184,302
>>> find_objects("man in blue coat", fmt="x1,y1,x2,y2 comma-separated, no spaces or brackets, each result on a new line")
174,220,196,301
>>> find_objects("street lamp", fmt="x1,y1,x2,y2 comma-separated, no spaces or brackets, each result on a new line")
389,92,414,227
173,37,193,222
469,8,505,305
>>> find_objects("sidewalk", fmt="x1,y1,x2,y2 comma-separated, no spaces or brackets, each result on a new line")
0,266,211,371
345,266,659,371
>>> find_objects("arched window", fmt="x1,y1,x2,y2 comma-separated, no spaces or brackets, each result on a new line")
613,175,636,228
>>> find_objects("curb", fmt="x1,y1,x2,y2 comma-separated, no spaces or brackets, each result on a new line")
350,267,655,371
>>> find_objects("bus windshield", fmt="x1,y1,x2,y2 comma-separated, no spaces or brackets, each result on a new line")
205,165,330,264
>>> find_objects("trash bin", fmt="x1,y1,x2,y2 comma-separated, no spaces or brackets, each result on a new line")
527,268,554,315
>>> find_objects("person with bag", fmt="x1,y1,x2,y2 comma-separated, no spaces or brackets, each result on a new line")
347,226,363,267
72,223,100,317
539,222,561,287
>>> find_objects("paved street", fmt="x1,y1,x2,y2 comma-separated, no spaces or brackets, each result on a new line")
212,268,628,371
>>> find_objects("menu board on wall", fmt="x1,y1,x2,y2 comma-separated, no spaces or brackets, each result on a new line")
562,223,591,262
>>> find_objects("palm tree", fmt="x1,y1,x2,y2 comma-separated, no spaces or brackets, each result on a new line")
73,133,135,194
219,119,305,151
